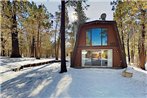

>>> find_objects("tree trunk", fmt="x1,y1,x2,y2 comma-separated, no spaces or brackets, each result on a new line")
40,35,42,58
60,0,67,73
1,43,5,56
131,49,134,63
120,16,127,65
1,32,5,56
55,22,58,60
8,50,10,57
30,36,35,57
10,2,21,58
36,23,40,59
138,9,146,69
131,36,135,63
56,36,61,60
127,33,130,64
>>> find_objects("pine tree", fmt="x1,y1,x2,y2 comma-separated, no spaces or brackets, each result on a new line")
60,0,67,73
113,0,147,69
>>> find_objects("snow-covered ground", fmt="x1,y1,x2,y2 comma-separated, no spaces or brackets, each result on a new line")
0,57,147,98
0,57,54,70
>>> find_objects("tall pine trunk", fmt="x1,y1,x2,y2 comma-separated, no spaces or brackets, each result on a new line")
131,36,135,63
1,32,5,56
60,0,67,73
56,35,61,60
36,23,40,59
120,16,127,64
30,36,35,57
10,1,21,58
55,22,58,60
131,50,134,63
127,32,130,64
138,9,146,69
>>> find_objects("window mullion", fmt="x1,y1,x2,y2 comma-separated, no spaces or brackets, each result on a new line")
100,28,102,46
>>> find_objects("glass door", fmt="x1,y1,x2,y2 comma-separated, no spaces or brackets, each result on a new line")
101,50,108,66
91,50,101,66
82,49,112,67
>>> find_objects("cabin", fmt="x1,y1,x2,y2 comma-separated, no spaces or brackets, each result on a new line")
71,20,127,68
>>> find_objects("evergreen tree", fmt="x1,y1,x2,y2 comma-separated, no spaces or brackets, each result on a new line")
112,0,147,69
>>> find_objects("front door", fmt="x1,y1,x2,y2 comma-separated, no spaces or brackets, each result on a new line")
82,49,112,67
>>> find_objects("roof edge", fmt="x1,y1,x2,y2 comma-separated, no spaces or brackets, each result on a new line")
83,20,116,25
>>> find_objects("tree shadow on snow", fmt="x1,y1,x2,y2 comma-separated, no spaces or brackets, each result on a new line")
1,63,66,98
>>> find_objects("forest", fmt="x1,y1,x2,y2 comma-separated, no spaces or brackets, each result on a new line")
0,0,147,69
111,0,147,69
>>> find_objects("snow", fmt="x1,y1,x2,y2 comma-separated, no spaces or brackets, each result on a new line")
0,57,54,70
0,57,147,98
0,57,54,84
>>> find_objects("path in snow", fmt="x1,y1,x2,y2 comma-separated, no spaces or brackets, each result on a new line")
1,60,147,98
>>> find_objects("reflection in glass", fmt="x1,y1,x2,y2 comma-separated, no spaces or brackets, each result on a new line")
92,28,101,45
101,29,108,45
86,28,108,46
82,50,108,66
86,30,91,46
85,51,92,65
91,50,101,66
101,50,108,66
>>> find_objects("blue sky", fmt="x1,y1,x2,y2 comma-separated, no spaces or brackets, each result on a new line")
33,0,114,22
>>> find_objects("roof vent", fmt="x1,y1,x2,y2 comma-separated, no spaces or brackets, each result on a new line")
100,13,106,21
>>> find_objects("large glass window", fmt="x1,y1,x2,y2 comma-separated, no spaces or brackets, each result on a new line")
86,28,108,46
82,49,112,67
